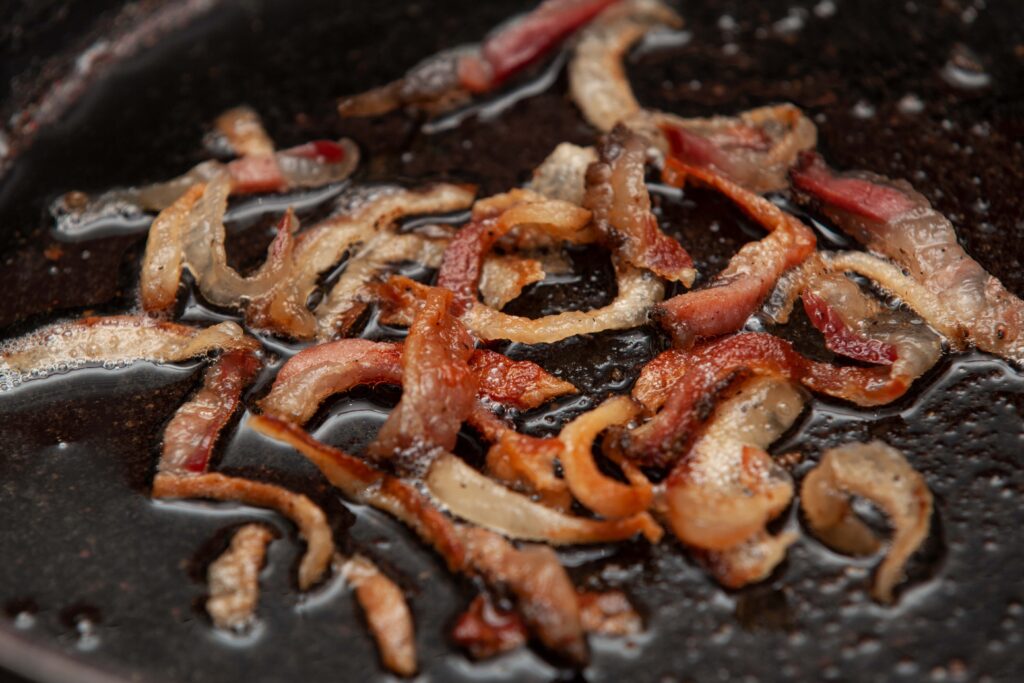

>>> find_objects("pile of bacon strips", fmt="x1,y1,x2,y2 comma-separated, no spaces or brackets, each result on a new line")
5,0,1023,675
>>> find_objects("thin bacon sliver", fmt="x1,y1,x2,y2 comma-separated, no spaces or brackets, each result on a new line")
368,287,477,466
206,523,275,631
469,349,577,409
568,0,682,132
585,124,696,284
139,184,203,313
213,106,276,157
528,142,598,205
152,472,334,590
624,332,923,467
699,530,799,590
792,152,1024,362
342,555,417,677
654,160,815,347
425,452,662,544
159,350,262,474
663,377,804,555
479,255,546,309
558,396,654,519
0,316,257,386
800,440,933,603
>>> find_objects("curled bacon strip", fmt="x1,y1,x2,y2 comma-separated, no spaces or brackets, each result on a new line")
585,125,696,284
367,287,477,466
663,378,803,589
792,152,1024,362
212,106,276,158
654,159,816,347
569,0,681,132
0,316,257,386
528,142,598,205
800,441,933,603
152,472,334,590
657,104,817,194
625,332,923,467
159,350,262,474
342,555,417,677
339,0,620,117
559,396,654,519
248,416,588,664
206,523,275,631
479,255,546,309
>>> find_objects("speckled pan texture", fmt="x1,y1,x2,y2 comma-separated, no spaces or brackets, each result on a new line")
0,1,1022,682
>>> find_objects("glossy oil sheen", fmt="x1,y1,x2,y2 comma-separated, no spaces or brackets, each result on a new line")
1,1,1023,682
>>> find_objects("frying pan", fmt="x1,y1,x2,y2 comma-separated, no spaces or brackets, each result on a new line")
1,1,1023,681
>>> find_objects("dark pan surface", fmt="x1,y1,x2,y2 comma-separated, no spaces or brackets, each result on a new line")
1,1,1023,681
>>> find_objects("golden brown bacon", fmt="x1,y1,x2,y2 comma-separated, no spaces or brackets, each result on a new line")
368,287,477,466
657,104,817,194
654,159,816,347
342,555,417,677
248,416,589,664
0,316,257,386
792,152,1024,363
469,349,576,409
528,142,598,205
624,333,925,467
159,350,262,474
152,472,334,590
663,378,804,587
206,523,275,631
800,441,933,603
339,0,621,117
569,0,681,131
585,125,696,284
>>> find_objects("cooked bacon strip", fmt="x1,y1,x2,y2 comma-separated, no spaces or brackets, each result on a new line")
368,287,477,466
585,125,696,284
528,142,598,205
800,441,933,603
657,104,817,194
139,184,204,312
663,378,803,570
152,472,334,590
698,531,799,590
213,106,276,158
206,523,275,631
792,152,1024,362
569,0,681,131
342,555,417,677
469,349,576,409
479,255,546,309
458,526,587,666
453,595,529,660
339,0,620,117
159,350,262,474
0,316,257,385
437,189,593,313
624,333,925,467
426,452,661,544
469,405,571,510
59,138,357,217
654,160,816,347
559,396,654,518
248,416,588,664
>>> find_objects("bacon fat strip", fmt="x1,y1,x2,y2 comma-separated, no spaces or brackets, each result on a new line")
800,440,933,603
792,152,1024,363
654,159,816,347
152,472,334,590
342,555,417,677
206,523,275,631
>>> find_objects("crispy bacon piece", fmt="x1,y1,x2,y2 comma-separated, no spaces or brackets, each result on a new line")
585,125,696,284
368,288,477,467
800,441,933,603
343,555,417,677
453,595,528,660
654,160,816,347
213,106,276,157
479,255,546,309
528,142,598,205
152,472,334,590
663,378,803,588
339,0,620,116
206,523,275,631
0,316,257,386
437,189,593,313
624,332,922,467
559,396,655,519
569,0,681,132
159,350,262,474
469,349,576,409
576,590,642,636
657,104,818,194
426,452,661,544
248,416,589,665
792,152,1024,362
